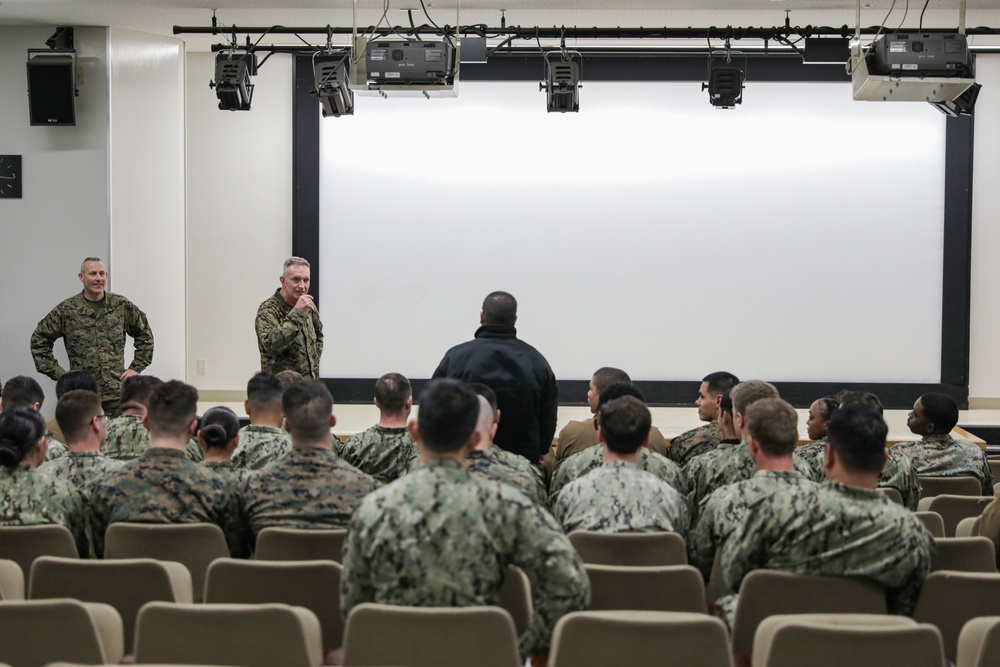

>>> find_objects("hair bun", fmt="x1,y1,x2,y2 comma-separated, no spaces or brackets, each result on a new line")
201,423,227,447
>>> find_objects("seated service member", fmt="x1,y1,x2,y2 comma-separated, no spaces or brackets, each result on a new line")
792,396,839,475
1,375,67,461
337,372,418,482
341,379,589,660
241,381,379,542
232,372,292,470
466,394,548,506
470,383,547,491
688,398,817,582
103,375,203,462
46,369,100,446
549,383,687,499
40,389,123,497
668,371,740,466
198,406,248,491
553,395,689,534
89,381,244,557
895,392,993,496
0,407,88,557
720,403,935,624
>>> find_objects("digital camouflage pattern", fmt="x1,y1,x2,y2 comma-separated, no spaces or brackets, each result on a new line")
30,292,153,407
719,481,936,623
894,433,994,496
202,460,250,492
543,419,670,475
688,470,817,581
494,446,547,488
231,424,292,470
667,421,724,466
550,444,688,498
39,451,124,498
255,290,323,378
46,439,68,462
466,448,548,506
552,461,689,534
685,440,814,514
241,447,379,540
337,425,418,483
796,440,921,510
341,459,590,656
102,415,203,462
0,465,89,557
89,448,244,557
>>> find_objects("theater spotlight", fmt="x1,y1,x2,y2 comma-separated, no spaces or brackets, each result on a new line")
210,51,256,111
312,52,354,118
540,51,581,113
702,44,745,109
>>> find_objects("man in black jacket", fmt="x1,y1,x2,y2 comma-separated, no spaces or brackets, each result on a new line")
432,291,558,466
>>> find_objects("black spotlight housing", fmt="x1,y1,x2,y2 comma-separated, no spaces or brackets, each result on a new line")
211,52,256,111
704,66,745,109
312,52,354,118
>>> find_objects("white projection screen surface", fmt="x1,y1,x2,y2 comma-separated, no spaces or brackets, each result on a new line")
319,80,946,383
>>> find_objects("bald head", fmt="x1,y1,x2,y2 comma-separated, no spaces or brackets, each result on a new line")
473,395,495,451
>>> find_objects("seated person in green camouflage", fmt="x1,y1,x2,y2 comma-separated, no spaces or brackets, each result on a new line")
720,403,936,626
337,373,417,482
668,371,740,467
466,385,547,506
89,381,245,557
242,381,379,544
541,367,669,478
793,396,838,471
103,375,203,462
198,407,249,491
553,395,689,534
341,379,589,661
689,398,817,582
896,392,993,496
1,376,67,461
470,383,547,490
231,372,292,470
40,389,123,498
45,369,100,447
0,407,89,557
550,383,687,499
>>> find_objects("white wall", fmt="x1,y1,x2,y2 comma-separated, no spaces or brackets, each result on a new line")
108,28,186,384
185,52,293,393
0,27,110,414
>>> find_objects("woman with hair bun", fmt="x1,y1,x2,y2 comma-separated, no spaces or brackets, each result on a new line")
198,406,248,490
0,407,89,556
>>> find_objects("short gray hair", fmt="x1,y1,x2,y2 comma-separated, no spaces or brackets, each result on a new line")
283,257,310,272
80,257,104,273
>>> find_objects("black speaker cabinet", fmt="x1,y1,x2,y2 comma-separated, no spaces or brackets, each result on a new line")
27,53,76,126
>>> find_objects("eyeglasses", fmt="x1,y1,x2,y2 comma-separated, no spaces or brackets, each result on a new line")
44,431,53,443
93,414,109,423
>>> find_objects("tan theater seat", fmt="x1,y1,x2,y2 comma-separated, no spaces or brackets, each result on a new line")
0,598,123,667
585,564,707,613
568,530,687,566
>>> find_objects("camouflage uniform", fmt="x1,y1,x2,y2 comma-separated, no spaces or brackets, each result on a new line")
39,450,124,498
894,433,994,496
797,440,921,510
0,464,89,557
30,291,154,413
241,447,379,541
89,448,244,557
553,461,690,534
685,440,814,515
668,421,724,466
494,446,547,489
550,444,688,498
341,459,589,656
231,424,292,470
337,425,418,483
203,460,250,492
688,470,817,581
542,418,669,478
46,439,68,462
255,290,323,378
102,415,203,462
719,481,936,622
466,448,548,506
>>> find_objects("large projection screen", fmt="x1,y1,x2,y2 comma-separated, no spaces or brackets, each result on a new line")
318,78,946,385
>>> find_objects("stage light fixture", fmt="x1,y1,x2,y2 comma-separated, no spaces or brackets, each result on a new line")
210,51,256,111
312,52,354,117
541,51,581,113
704,66,744,108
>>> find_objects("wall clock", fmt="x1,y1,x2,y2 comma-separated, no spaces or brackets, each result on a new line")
0,155,22,199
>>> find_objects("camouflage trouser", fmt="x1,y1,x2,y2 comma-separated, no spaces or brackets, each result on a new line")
101,398,121,419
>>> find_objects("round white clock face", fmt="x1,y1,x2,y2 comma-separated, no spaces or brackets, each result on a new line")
0,155,22,198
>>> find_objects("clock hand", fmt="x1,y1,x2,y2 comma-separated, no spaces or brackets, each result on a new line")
0,175,14,180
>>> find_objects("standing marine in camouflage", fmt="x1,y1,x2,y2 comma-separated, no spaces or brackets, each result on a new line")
232,372,292,470
553,396,689,534
31,258,153,416
719,404,936,626
102,375,202,462
0,407,89,557
89,381,244,557
39,390,123,499
241,381,379,544
895,392,993,495
255,257,323,378
341,379,589,660
337,373,418,482
667,372,739,466
1,376,67,462
197,407,249,492
689,398,818,582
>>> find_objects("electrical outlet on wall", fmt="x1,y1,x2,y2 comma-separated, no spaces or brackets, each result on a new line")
196,359,207,375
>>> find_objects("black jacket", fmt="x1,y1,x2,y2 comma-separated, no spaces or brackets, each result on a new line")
433,325,558,464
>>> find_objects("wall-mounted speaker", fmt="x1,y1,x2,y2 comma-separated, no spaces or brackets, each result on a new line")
27,51,77,126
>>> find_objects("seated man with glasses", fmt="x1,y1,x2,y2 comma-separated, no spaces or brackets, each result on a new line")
40,389,122,498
